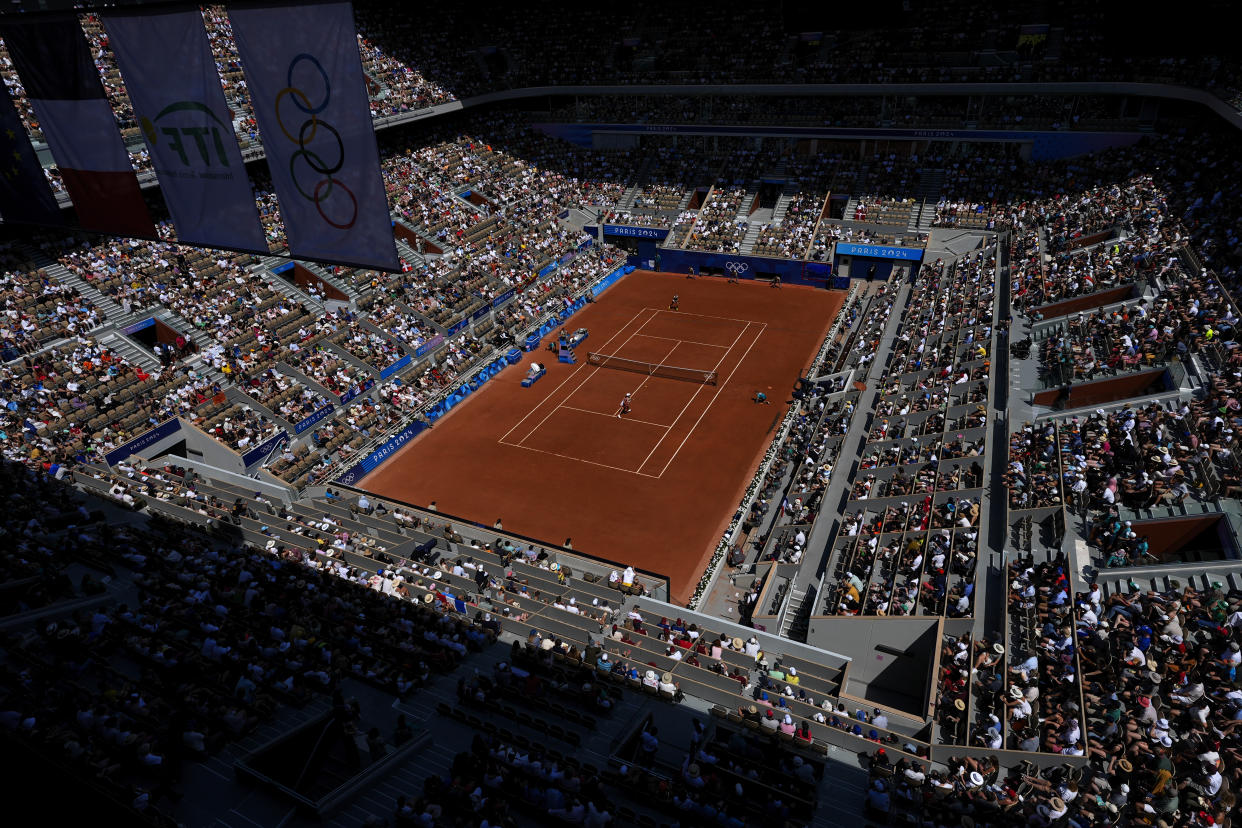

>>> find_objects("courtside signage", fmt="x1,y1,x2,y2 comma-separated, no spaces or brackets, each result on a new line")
603,224,669,240
833,242,924,262
105,417,182,466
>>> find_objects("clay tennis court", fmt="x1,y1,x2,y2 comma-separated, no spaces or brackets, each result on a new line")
360,270,843,603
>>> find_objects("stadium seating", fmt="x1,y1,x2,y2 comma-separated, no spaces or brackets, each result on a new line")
5,12,1242,825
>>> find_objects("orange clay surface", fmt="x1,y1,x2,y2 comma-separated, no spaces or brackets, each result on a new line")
360,271,843,603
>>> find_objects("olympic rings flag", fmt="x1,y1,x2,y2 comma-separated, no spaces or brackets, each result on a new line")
104,9,268,253
228,2,399,271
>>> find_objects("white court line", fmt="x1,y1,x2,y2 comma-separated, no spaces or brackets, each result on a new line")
643,306,759,325
651,322,768,478
633,333,731,349
497,306,652,445
624,340,683,407
634,320,755,474
561,405,672,429
510,308,660,446
498,439,660,478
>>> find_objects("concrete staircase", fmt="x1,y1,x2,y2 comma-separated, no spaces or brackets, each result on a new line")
396,238,438,268
741,219,766,253
22,244,125,328
298,258,361,302
738,183,761,222
770,190,795,225
915,167,945,202
327,739,457,828
915,168,946,229
257,257,324,312
97,329,161,371
184,352,229,388
617,181,644,210
190,697,334,828
393,219,442,257
779,586,808,638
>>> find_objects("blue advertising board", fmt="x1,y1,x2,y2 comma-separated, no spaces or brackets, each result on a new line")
602,224,669,240
415,334,444,358
242,430,289,467
380,354,412,380
448,318,470,335
471,304,491,321
591,264,632,297
339,378,375,405
641,250,823,286
105,418,181,466
335,422,427,485
834,242,925,262
122,317,156,335
492,288,516,308
293,404,335,434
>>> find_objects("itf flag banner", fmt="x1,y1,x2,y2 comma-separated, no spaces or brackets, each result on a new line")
0,80,62,226
0,17,154,238
104,9,268,253
228,2,398,271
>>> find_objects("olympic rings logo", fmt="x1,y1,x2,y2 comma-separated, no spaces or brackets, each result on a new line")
274,53,357,230
725,262,749,275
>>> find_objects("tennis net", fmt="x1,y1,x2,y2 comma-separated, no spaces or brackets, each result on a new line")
586,351,717,385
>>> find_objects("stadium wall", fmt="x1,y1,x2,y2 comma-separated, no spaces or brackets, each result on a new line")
532,122,1144,161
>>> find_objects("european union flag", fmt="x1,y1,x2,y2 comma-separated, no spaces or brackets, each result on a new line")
0,81,61,226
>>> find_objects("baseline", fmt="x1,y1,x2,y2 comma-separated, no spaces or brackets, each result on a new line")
497,439,661,478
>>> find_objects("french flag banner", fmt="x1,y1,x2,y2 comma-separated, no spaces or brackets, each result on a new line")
228,2,399,271
0,17,154,238
104,9,268,253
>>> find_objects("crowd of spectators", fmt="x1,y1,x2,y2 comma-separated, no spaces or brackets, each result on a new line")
683,187,747,253
1,241,104,356
8,14,1242,826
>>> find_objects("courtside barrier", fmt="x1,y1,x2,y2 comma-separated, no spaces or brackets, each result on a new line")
337,264,632,484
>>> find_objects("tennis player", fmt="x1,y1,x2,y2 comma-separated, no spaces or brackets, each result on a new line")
617,392,632,417
670,293,679,311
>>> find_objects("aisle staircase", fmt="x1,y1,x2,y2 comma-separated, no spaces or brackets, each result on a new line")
22,244,125,328
97,329,161,371
257,257,324,312
915,168,946,228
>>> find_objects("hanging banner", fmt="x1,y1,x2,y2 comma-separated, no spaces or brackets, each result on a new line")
104,9,268,252
0,81,62,225
228,1,399,271
0,16,154,237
